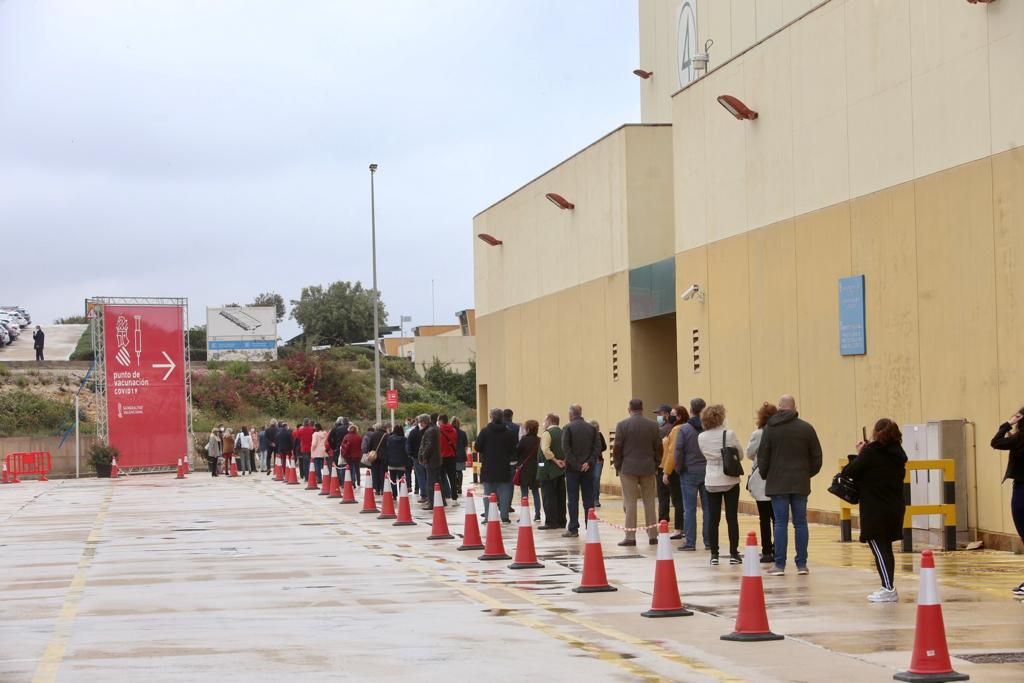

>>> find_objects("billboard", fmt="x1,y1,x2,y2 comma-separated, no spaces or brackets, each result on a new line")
206,306,278,360
103,304,188,468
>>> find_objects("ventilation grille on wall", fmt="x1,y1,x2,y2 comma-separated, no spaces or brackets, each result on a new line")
691,329,701,373
611,343,620,382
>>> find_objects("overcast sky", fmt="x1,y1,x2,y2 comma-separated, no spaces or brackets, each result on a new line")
0,1,639,340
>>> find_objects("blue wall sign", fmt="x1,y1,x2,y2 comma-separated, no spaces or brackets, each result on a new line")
839,275,866,356
208,340,277,350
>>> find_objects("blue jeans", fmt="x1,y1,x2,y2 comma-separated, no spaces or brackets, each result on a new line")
520,482,541,519
483,481,514,522
565,469,596,533
413,461,428,498
771,494,809,569
680,469,709,548
1012,482,1024,542
593,461,604,504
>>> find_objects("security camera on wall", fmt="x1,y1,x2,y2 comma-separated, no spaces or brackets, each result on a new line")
681,284,704,303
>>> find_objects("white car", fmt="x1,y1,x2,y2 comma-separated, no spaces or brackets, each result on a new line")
0,325,9,346
0,316,20,340
0,307,29,327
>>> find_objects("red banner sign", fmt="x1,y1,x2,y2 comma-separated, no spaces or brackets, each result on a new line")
103,304,187,468
385,389,399,410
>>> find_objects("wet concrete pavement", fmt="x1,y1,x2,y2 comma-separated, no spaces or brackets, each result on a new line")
3,475,1023,682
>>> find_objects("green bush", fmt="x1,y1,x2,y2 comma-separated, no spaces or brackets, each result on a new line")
55,314,89,324
0,390,70,437
69,329,94,361
88,443,118,469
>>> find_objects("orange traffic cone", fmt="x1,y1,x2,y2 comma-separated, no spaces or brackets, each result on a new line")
427,483,454,539
378,473,397,520
393,477,416,526
457,489,484,551
642,520,693,617
1,461,9,484
176,457,185,479
339,465,357,503
894,549,969,682
273,455,283,481
305,466,319,490
573,508,616,593
328,466,342,498
108,456,120,479
361,470,380,514
287,456,301,485
721,532,783,641
182,456,191,475
229,455,239,478
479,493,511,561
509,496,544,569
319,464,332,495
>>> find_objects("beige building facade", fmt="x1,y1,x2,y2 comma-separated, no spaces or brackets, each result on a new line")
474,0,1024,547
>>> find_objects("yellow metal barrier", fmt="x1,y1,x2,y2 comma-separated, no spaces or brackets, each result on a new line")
837,458,958,552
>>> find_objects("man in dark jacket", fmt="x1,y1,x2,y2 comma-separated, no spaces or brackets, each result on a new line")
757,395,823,576
475,408,516,523
406,420,426,502
655,404,684,539
503,409,521,438
688,398,706,433
33,326,45,362
560,404,601,537
264,420,280,476
417,414,444,509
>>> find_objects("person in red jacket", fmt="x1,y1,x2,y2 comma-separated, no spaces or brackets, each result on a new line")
293,418,316,482
341,424,363,488
438,414,459,502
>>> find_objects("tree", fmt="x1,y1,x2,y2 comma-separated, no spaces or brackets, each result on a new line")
251,292,286,322
290,281,386,347
188,325,207,361
422,358,476,408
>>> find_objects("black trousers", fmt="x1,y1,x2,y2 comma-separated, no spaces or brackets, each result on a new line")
868,540,896,590
427,467,448,505
442,458,459,499
756,500,775,555
541,476,567,528
657,469,685,531
35,348,44,361
206,455,219,476
706,484,740,557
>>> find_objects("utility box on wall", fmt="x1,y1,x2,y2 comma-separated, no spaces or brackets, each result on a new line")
901,419,969,545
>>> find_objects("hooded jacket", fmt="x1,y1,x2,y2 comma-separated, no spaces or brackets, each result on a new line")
756,410,823,496
439,423,458,458
385,433,408,469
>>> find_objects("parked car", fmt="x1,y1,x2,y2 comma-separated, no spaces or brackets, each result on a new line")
0,316,20,340
0,306,30,326
0,325,9,346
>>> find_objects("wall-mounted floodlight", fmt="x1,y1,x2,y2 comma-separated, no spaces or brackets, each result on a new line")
545,193,575,210
717,95,758,120
681,284,705,303
477,233,503,246
633,69,653,79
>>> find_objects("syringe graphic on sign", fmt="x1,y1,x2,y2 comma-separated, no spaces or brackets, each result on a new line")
134,315,143,366
115,316,132,367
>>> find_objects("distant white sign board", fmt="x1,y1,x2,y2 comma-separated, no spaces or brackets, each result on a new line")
206,306,278,361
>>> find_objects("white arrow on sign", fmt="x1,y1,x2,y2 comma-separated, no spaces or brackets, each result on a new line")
153,351,176,381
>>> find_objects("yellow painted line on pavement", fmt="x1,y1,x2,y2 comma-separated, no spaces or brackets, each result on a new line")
32,485,113,683
267,484,746,683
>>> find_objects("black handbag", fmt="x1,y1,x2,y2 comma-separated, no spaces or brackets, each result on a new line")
828,472,860,504
721,431,744,477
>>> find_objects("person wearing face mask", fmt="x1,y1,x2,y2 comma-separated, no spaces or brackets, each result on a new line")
655,404,685,540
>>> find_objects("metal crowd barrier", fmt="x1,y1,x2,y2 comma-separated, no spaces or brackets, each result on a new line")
838,457,958,552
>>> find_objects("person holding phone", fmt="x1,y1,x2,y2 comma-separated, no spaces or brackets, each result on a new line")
990,408,1024,596
842,419,907,602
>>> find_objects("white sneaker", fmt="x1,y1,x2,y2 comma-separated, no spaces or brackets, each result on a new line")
867,588,898,603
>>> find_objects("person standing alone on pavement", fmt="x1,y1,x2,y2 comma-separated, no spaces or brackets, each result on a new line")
561,405,601,538
613,399,661,546
33,326,44,362
757,394,822,576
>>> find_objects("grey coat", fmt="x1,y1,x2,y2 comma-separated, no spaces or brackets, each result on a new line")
756,410,823,497
561,418,600,472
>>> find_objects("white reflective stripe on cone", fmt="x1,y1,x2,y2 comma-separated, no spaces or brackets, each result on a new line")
399,479,408,498
519,503,531,527
434,487,443,507
919,567,940,605
464,493,476,515
489,500,500,520
322,465,329,477
656,531,673,561
366,473,373,491
585,515,601,543
744,543,760,576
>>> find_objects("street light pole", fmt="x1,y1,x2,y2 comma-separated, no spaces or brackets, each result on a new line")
369,163,382,425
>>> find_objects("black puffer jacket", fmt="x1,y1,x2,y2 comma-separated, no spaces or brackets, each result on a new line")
757,410,823,496
842,441,907,543
385,434,408,469
475,419,515,482
991,423,1024,483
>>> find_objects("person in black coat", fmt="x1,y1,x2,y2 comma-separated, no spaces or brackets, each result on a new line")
384,424,408,497
515,420,542,521
475,408,517,523
842,418,907,603
990,408,1024,596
